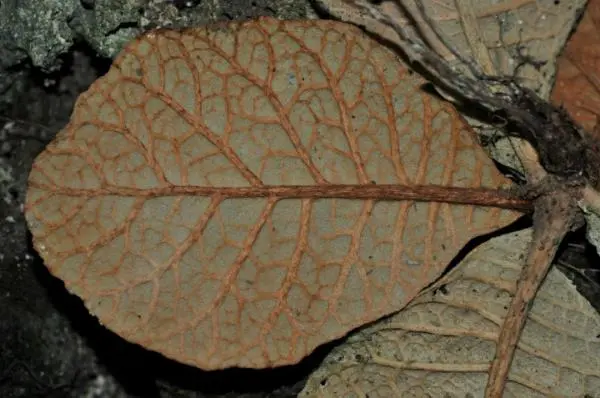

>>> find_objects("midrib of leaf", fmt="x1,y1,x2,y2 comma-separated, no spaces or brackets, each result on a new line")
26,183,531,210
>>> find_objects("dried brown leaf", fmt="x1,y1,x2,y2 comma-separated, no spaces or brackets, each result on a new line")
24,18,520,370
552,0,600,137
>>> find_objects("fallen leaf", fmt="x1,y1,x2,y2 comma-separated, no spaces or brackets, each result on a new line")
300,229,600,397
552,0,600,135
24,17,519,370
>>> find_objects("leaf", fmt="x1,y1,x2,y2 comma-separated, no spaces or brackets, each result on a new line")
552,0,600,136
299,229,600,397
24,17,519,370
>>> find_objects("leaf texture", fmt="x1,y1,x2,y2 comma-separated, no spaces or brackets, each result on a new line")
24,17,519,370
300,229,600,397
552,0,600,135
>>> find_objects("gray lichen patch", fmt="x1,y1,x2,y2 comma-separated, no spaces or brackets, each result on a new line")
0,0,316,110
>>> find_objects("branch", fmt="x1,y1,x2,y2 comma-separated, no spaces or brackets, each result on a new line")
486,190,577,396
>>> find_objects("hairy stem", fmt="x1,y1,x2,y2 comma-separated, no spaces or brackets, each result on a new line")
485,191,576,397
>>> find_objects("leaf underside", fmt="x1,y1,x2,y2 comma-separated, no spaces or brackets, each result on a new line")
24,17,519,370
